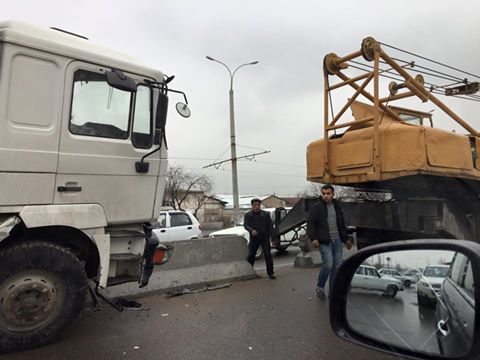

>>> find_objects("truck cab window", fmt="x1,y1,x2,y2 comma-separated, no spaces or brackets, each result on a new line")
70,70,131,139
132,85,153,148
399,113,421,126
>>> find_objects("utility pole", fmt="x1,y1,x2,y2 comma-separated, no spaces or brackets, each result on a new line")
206,56,259,223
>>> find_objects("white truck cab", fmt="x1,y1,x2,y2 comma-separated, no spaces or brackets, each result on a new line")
0,21,189,352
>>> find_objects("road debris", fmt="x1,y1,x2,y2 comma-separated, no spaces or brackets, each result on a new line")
166,283,232,298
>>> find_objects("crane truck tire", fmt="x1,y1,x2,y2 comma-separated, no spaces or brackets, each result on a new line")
0,241,87,352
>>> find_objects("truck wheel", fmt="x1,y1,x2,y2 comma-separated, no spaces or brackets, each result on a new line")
386,285,397,297
0,241,87,352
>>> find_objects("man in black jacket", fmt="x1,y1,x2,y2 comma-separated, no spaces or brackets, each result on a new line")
307,184,350,299
244,198,276,279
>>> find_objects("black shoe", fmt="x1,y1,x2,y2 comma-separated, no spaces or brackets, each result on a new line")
268,274,276,280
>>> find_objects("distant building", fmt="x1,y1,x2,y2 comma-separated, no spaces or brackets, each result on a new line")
281,197,302,207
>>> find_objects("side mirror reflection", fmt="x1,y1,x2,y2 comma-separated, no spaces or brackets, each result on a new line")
346,249,474,358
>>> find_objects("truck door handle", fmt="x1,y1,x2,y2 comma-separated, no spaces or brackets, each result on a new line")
57,184,82,192
160,230,166,233
187,226,192,230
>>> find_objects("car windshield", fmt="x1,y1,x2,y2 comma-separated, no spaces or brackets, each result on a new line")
423,266,449,277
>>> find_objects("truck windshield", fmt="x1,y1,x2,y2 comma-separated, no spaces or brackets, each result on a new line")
70,70,131,139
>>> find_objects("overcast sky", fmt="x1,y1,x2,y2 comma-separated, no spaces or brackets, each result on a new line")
365,250,455,270
4,0,480,196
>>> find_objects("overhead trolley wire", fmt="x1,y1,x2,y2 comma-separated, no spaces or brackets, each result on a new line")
390,57,466,83
346,61,480,103
350,60,455,89
380,42,480,81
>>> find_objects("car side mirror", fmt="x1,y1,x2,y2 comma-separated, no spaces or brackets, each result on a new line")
329,239,480,360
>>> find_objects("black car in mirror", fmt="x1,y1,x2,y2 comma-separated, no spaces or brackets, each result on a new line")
329,239,480,360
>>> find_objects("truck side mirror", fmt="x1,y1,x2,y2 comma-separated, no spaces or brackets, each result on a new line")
175,102,191,118
105,70,137,92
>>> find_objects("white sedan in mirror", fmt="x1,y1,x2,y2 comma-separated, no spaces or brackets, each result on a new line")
417,264,449,307
351,265,404,297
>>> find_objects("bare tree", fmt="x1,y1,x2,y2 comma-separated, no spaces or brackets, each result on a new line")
164,165,214,215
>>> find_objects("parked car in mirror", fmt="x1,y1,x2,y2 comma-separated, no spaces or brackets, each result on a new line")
378,268,412,288
153,210,202,242
435,252,475,357
402,268,423,284
351,265,404,297
417,264,449,307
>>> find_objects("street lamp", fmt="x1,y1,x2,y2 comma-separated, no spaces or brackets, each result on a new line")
206,56,259,224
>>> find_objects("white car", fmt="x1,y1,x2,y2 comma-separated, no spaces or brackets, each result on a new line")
209,207,302,258
208,220,262,258
417,264,449,307
378,268,412,288
402,268,423,284
153,210,202,242
352,265,404,297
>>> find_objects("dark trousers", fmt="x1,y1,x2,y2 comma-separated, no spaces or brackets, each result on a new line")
247,237,274,276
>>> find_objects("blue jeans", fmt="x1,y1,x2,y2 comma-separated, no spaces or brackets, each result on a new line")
317,238,343,290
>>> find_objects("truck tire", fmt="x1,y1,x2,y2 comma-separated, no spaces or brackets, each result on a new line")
0,241,87,352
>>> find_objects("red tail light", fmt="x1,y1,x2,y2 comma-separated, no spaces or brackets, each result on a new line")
153,246,174,265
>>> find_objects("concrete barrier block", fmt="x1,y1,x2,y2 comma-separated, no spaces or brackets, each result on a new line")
106,236,256,298
294,251,322,268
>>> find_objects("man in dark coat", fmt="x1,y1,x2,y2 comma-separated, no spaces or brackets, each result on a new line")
244,198,276,279
307,184,350,299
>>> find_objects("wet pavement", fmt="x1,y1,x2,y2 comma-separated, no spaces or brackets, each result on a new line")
3,263,400,360
347,285,440,355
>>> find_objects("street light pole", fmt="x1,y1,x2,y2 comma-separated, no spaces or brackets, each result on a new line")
206,56,259,224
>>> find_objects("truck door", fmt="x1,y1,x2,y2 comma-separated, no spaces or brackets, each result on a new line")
55,62,160,223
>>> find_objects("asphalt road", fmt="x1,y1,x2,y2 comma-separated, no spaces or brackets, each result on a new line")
253,246,300,273
2,253,401,360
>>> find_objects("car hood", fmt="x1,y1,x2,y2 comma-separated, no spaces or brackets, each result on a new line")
209,226,250,241
421,276,445,286
381,275,403,284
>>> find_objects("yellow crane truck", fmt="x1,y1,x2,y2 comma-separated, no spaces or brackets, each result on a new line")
304,36,480,248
